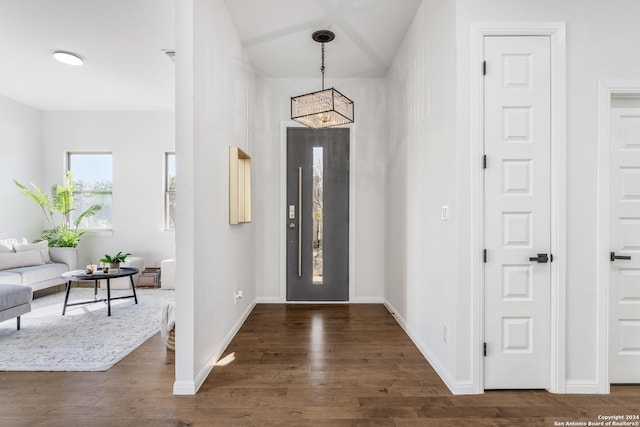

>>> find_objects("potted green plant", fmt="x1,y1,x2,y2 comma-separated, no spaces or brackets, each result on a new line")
14,171,102,248
100,252,131,273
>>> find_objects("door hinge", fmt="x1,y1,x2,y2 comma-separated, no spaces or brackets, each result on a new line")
483,60,487,76
483,154,487,169
483,249,487,263
483,342,487,357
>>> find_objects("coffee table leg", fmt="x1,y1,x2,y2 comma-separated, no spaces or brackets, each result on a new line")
130,276,138,304
107,278,112,316
62,280,72,315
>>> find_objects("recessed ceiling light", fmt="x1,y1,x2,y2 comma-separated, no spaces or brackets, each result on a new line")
53,50,84,66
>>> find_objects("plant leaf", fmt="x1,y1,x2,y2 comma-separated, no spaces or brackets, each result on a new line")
52,184,73,216
73,204,102,227
14,179,53,213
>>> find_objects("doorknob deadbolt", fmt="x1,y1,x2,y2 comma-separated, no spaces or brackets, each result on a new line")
610,252,631,262
289,223,295,229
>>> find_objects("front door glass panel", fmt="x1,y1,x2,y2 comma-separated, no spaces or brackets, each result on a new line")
312,146,323,284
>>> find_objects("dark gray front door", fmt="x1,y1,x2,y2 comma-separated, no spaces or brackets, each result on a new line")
287,127,349,301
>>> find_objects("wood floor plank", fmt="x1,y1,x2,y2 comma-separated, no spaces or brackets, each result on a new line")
0,302,637,426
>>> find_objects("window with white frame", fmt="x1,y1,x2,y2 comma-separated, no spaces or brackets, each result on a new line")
165,152,176,230
67,152,113,229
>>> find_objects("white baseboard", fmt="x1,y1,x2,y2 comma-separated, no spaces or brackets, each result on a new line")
173,299,256,395
384,299,476,395
565,380,608,394
352,297,384,303
256,297,283,303
285,300,351,304
256,296,384,304
173,380,197,395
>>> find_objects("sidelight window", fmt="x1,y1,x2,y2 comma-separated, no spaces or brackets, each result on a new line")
312,146,323,284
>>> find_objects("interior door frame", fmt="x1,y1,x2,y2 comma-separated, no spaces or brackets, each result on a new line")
470,22,567,394
596,80,640,393
278,121,356,303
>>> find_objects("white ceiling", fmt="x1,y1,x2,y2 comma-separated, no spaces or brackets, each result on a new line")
0,0,176,111
0,0,421,111
225,0,422,78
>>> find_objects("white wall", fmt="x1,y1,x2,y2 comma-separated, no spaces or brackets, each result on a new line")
384,0,461,390
0,95,44,240
40,111,175,267
253,78,387,302
454,0,640,392
385,0,640,395
174,0,256,394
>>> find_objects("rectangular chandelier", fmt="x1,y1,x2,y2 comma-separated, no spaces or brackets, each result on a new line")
291,87,354,129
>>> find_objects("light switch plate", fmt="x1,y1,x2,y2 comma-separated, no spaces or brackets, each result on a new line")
441,205,449,221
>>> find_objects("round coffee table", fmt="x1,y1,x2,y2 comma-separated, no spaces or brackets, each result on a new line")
61,267,139,316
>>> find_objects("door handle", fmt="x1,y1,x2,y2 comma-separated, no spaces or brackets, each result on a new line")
610,252,631,262
529,253,549,263
298,166,302,278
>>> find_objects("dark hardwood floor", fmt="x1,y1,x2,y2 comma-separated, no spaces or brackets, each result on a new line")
0,304,637,426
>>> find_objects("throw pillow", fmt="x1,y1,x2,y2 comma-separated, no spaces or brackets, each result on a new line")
13,240,52,264
0,250,45,270
0,237,22,253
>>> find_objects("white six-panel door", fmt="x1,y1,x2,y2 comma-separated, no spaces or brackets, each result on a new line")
609,106,640,383
484,36,552,389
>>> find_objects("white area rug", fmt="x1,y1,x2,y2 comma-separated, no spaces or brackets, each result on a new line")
0,287,174,371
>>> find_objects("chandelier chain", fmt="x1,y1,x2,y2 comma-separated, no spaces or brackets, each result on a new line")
321,42,325,91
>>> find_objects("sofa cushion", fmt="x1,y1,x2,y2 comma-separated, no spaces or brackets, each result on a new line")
0,250,44,270
11,263,69,284
13,240,51,263
0,284,32,309
0,271,22,285
0,237,26,253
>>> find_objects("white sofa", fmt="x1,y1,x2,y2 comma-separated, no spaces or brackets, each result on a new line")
160,258,175,289
0,238,77,292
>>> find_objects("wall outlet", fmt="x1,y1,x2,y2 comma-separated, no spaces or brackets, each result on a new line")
442,325,448,343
